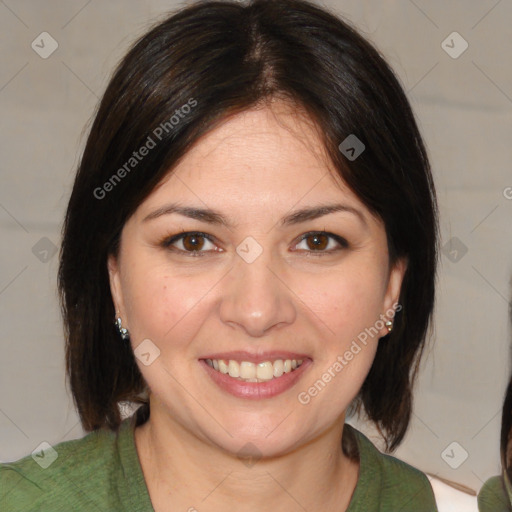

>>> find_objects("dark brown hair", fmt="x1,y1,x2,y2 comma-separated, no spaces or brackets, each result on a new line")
501,373,512,484
493,305,512,495
58,0,438,452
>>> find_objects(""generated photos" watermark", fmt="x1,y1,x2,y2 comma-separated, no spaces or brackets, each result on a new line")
298,302,402,405
93,98,197,200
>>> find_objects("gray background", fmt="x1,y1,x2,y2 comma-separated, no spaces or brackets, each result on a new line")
1,0,511,501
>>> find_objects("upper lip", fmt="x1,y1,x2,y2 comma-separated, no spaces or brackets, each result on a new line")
200,351,310,364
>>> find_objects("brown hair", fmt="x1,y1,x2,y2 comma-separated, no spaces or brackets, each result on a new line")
58,0,438,452
501,375,512,483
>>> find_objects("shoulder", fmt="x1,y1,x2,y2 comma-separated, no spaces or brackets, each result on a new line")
478,474,512,511
345,423,438,511
0,420,129,511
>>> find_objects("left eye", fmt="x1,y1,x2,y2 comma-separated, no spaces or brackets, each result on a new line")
293,232,347,253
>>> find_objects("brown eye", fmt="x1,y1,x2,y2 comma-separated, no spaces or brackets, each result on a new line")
293,231,348,254
305,233,329,251
162,231,219,256
182,233,205,251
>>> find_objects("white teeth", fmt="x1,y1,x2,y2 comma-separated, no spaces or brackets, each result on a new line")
273,359,284,377
207,358,305,382
256,362,274,381
240,361,256,379
218,359,229,374
228,360,240,378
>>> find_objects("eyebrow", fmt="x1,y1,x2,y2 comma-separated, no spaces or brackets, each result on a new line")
142,202,367,228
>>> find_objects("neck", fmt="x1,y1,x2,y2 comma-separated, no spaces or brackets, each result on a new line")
134,402,359,512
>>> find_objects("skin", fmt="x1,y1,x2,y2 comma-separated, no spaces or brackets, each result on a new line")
108,100,406,512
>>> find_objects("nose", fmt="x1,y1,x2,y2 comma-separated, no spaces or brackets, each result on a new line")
219,249,296,338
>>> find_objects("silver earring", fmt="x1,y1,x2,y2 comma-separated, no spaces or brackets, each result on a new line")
385,320,393,333
115,315,130,340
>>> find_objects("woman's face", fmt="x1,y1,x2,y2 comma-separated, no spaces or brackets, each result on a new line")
108,102,406,456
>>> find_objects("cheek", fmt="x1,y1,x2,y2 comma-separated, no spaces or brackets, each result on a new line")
122,262,211,345
295,269,383,414
296,266,386,340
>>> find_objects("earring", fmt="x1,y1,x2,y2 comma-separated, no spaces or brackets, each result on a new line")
114,314,130,340
385,320,393,333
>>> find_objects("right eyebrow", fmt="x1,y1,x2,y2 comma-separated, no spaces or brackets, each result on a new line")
142,203,235,228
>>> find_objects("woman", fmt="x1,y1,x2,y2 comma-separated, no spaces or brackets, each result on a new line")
0,0,439,510
478,377,512,510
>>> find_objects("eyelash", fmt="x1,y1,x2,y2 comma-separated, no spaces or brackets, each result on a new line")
160,231,349,257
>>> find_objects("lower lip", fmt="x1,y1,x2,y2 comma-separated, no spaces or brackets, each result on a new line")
200,359,312,400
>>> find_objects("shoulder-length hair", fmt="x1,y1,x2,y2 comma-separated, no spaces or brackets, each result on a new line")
501,376,512,483
58,0,438,452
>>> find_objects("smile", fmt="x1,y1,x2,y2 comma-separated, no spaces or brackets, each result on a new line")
200,353,311,400
205,358,304,382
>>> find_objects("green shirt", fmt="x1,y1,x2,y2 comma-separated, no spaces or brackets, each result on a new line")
478,472,512,511
1,416,437,511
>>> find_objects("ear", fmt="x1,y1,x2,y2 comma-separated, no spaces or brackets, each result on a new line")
379,257,407,337
107,253,126,322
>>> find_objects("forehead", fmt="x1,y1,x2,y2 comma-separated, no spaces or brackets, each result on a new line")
135,103,366,221
181,103,329,173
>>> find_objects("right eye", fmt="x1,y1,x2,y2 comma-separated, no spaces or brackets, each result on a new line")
160,231,222,256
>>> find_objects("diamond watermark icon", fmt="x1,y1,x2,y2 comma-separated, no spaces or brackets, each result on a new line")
32,237,58,263
441,441,468,469
134,338,161,366
32,441,58,469
441,32,468,59
338,134,365,161
237,442,262,468
236,236,263,264
31,32,59,59
441,236,468,263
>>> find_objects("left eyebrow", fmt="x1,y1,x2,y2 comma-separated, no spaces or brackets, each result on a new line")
142,202,367,228
280,204,367,228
